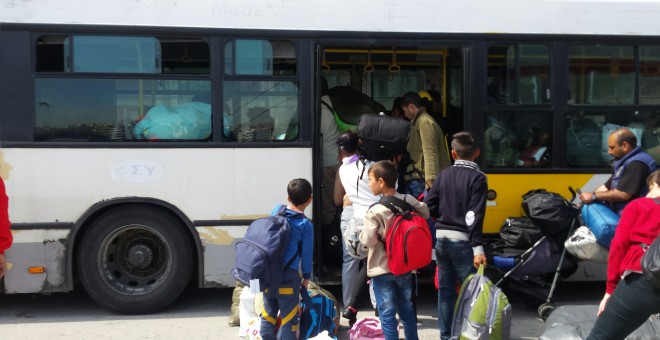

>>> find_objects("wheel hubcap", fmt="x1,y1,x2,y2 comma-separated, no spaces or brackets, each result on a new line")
97,224,172,295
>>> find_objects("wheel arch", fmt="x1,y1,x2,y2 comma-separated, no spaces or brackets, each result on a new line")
66,197,204,291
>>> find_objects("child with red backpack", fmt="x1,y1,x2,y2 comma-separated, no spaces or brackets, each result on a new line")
359,161,430,340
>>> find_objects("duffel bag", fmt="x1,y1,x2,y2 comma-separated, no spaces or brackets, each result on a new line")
581,202,620,249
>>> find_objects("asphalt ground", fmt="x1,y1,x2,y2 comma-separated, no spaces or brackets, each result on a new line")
0,279,604,339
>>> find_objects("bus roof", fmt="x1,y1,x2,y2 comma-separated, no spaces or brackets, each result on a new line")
2,0,660,36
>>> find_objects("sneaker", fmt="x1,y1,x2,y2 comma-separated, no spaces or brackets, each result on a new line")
342,306,358,326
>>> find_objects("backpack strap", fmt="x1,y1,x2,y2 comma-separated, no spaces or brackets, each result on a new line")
377,195,417,246
275,204,288,216
276,204,303,270
321,100,334,114
379,195,416,216
284,241,302,270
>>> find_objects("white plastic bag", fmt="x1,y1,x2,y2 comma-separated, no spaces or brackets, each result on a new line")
309,330,335,340
239,287,264,338
239,317,262,340
564,226,609,263
343,216,368,259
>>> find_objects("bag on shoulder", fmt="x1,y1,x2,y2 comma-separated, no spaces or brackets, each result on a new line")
451,264,512,340
343,216,369,259
499,217,543,249
379,195,433,275
231,205,301,292
641,198,660,288
300,283,340,339
348,317,396,340
357,114,411,162
522,189,578,237
581,202,620,249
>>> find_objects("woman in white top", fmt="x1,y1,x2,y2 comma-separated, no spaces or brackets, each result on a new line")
334,131,379,325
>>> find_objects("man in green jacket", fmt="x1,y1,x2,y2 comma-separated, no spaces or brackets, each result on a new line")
400,91,451,198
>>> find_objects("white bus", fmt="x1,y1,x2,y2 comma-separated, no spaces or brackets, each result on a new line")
1,0,659,313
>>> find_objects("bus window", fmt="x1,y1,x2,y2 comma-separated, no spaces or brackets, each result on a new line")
640,45,660,105
37,35,210,74
564,110,660,168
485,110,553,168
64,36,161,73
224,39,296,76
487,44,551,105
223,81,299,142
35,79,212,142
639,111,660,163
568,45,634,105
35,35,211,142
485,44,552,168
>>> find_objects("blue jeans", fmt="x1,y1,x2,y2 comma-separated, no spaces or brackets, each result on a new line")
340,206,360,307
261,268,300,340
436,238,475,340
372,273,418,340
587,273,660,340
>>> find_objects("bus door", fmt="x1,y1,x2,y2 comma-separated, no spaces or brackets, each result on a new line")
314,41,467,282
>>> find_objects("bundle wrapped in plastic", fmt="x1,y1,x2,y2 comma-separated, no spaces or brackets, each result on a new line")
564,226,609,263
133,102,211,140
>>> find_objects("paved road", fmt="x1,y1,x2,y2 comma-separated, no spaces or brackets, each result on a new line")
0,279,604,340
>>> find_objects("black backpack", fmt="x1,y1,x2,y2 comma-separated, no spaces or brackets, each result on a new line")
357,114,410,162
499,217,543,249
641,198,660,288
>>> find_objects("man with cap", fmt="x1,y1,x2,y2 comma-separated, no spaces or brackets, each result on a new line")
400,91,451,198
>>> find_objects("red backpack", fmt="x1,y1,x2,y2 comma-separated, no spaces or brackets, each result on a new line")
379,195,432,275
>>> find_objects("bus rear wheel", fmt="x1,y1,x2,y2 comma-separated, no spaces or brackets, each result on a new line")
77,206,193,314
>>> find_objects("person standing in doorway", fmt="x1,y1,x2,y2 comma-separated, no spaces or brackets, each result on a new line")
400,92,451,199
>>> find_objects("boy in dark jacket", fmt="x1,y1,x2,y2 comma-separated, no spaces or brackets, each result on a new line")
424,131,488,340
260,178,314,340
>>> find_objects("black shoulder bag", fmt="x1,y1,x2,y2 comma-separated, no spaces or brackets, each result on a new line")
640,198,660,288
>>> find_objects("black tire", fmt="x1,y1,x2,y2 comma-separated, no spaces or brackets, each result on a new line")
538,302,554,321
77,206,193,314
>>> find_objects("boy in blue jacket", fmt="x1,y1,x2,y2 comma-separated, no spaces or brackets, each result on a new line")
260,178,314,340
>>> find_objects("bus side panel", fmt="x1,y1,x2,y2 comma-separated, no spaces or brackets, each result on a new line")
4,230,70,293
2,147,312,293
483,173,610,234
198,225,248,288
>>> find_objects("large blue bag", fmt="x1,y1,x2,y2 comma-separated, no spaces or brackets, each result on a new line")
231,205,301,292
299,284,338,339
581,202,620,249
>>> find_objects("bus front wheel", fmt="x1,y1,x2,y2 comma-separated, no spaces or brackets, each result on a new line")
77,206,193,314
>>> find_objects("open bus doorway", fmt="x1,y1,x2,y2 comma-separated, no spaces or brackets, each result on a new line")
315,42,467,283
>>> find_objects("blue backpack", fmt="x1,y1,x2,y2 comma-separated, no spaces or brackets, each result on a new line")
231,205,301,292
299,284,338,339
